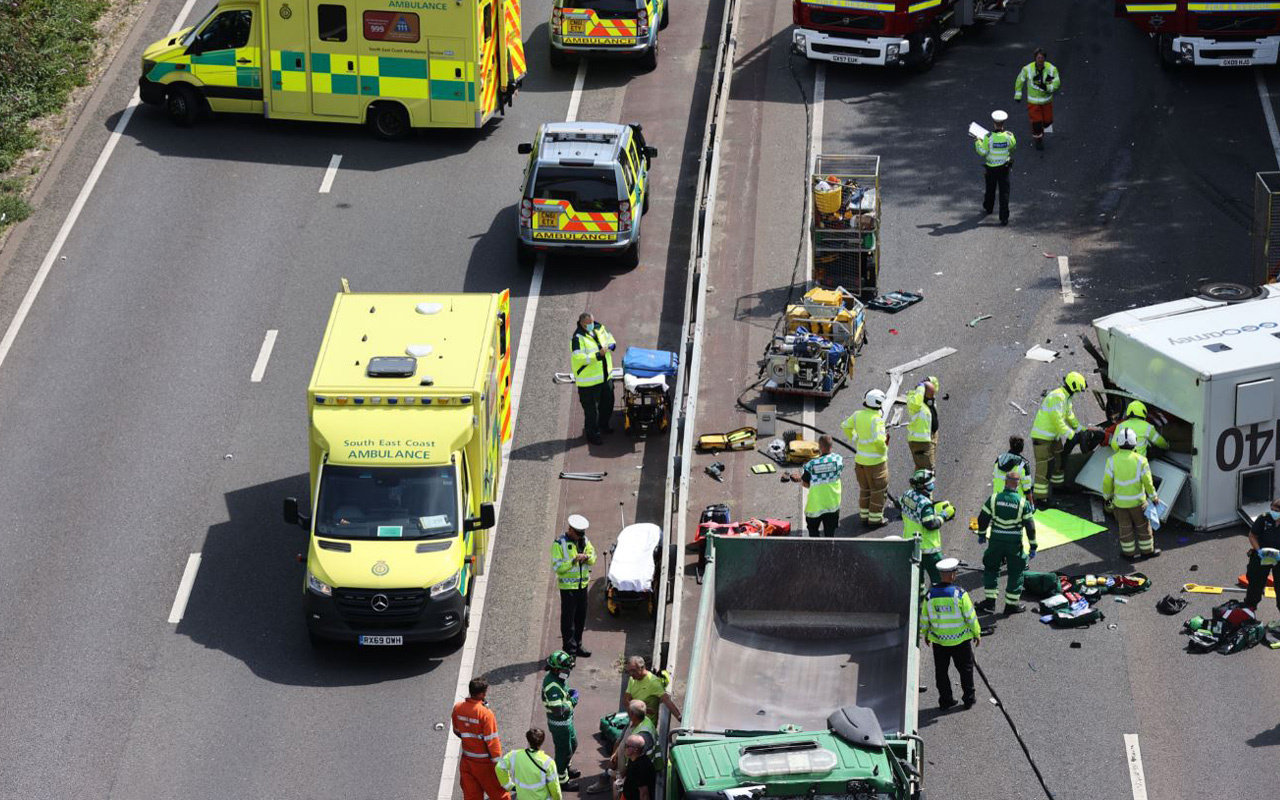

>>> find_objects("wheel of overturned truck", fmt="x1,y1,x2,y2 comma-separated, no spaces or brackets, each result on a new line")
449,581,474,646
1194,280,1260,304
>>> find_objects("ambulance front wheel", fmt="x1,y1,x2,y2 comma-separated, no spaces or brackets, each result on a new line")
369,102,411,141
165,84,202,127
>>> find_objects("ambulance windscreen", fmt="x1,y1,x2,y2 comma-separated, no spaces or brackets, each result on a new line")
316,465,458,539
534,167,619,213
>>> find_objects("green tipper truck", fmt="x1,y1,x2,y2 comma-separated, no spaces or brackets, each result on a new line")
668,536,924,800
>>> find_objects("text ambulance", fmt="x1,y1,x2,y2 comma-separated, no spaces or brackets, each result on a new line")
140,0,526,137
283,284,513,646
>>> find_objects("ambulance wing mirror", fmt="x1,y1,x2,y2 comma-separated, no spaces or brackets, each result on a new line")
643,146,658,159
464,502,497,532
517,142,533,154
282,497,310,529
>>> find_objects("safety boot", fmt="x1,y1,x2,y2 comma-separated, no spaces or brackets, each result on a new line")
975,599,996,613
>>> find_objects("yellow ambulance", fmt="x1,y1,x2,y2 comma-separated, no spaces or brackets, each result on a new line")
139,0,526,137
283,284,513,646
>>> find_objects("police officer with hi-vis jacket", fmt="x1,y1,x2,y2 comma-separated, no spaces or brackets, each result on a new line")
975,110,1017,225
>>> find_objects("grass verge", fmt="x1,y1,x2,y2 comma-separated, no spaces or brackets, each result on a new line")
0,0,110,233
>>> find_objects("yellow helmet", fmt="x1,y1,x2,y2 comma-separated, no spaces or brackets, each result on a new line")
1064,371,1087,394
1125,400,1148,420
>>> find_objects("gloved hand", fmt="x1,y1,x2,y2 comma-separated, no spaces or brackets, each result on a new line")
978,535,987,545
1014,97,1022,103
1028,546,1037,560
1105,501,1114,513
596,351,606,361
609,343,616,351
935,501,956,521
1259,548,1280,566
569,689,580,705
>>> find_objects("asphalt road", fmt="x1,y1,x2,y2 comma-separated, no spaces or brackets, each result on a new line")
684,1,1280,799
3,0,1280,798
0,0,715,796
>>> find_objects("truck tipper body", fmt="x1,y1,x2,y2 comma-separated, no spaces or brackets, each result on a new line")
285,287,512,646
667,536,924,800
791,0,1017,69
1115,1,1280,66
1079,285,1280,529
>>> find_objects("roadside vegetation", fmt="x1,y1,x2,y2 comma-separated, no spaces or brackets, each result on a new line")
0,0,109,232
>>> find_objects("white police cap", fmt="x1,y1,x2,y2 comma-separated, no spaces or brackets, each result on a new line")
567,514,590,532
991,110,1009,123
936,557,961,572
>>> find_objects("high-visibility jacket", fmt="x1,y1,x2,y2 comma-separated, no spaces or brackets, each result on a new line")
452,697,503,764
570,322,616,388
992,452,1032,495
620,716,659,759
551,534,596,591
496,748,562,800
906,387,935,443
842,408,887,466
1103,450,1156,509
1110,418,1168,458
1031,386,1081,442
920,584,980,646
975,131,1017,168
978,490,1036,544
802,453,844,516
900,489,943,553
542,673,577,720
1014,61,1061,104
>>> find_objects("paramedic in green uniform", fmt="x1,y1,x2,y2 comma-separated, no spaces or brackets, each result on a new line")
801,435,844,537
976,471,1037,614
899,468,955,585
541,650,580,788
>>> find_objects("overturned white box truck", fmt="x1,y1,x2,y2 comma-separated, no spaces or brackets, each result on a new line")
1077,285,1280,529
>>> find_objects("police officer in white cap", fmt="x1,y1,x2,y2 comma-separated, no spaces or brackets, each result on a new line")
919,557,982,709
974,109,1018,225
552,514,597,656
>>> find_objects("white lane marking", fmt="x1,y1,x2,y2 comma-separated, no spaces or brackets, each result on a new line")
434,256,545,800
565,59,588,123
1057,255,1076,304
0,0,202,372
1123,733,1149,800
799,66,824,525
318,154,343,194
167,553,203,624
1091,497,1105,524
250,329,279,383
1256,69,1280,170
171,0,201,33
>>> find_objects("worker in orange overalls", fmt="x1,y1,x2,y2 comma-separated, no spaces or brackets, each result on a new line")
452,677,511,800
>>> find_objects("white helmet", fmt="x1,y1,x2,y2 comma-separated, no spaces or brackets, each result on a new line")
1116,428,1138,449
863,389,886,409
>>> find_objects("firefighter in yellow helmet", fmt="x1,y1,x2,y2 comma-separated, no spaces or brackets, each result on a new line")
1029,371,1087,507
1102,427,1160,561
1110,400,1168,458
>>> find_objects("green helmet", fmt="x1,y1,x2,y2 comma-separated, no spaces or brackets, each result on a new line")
1125,400,1148,420
547,650,576,671
910,468,935,489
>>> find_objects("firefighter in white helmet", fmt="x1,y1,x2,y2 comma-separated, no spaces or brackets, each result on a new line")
842,389,890,527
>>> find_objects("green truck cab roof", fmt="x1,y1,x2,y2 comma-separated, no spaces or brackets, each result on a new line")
668,729,899,799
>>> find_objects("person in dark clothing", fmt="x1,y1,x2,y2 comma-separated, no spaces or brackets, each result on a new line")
620,735,655,800
1245,498,1280,616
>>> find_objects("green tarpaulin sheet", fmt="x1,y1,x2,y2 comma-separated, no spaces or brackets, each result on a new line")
1028,508,1107,552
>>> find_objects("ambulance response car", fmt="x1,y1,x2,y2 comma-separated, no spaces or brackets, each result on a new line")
283,284,512,646
139,0,526,137
549,0,669,70
515,121,657,267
